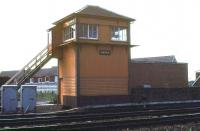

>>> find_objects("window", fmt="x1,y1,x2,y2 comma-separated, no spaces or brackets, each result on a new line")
111,27,127,41
45,76,49,82
79,24,98,39
54,76,58,83
63,24,75,41
29,78,34,83
38,78,43,83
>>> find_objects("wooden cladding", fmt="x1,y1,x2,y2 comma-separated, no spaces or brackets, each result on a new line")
59,45,77,105
98,45,112,56
61,77,76,96
51,16,130,59
55,14,130,106
79,44,128,96
80,44,128,78
80,77,128,96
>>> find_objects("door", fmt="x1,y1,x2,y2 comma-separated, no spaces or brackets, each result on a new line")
21,85,36,113
1,85,18,113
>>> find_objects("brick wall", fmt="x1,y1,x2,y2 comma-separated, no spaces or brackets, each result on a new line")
129,63,188,88
130,88,200,102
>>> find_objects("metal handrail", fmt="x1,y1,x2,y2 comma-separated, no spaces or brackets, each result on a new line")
192,75,200,87
17,54,52,85
5,45,52,85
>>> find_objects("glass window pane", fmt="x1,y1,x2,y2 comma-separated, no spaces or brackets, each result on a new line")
79,24,98,39
89,24,97,38
93,26,97,38
83,24,88,38
79,24,83,37
72,25,76,38
119,28,123,40
111,27,119,40
89,25,93,38
111,26,127,41
123,29,127,41
63,24,75,41
78,24,98,39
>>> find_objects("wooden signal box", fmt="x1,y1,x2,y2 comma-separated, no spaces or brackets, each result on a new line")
48,5,134,107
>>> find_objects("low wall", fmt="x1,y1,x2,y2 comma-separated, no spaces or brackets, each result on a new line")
78,95,130,107
36,104,63,113
77,88,200,106
130,88,200,102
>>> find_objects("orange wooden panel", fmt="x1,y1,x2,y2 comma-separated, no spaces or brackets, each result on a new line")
80,44,128,77
80,77,128,96
79,44,128,96
59,45,77,105
78,16,129,27
77,16,130,45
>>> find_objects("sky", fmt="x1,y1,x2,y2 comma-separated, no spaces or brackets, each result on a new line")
0,0,199,80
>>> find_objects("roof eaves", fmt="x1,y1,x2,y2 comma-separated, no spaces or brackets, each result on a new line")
47,25,56,31
94,6,135,21
53,13,76,25
78,5,135,21
52,5,135,25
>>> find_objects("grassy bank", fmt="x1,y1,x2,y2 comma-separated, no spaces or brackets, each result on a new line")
37,91,57,104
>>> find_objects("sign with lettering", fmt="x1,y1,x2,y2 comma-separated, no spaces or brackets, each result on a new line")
99,50,111,55
98,45,112,56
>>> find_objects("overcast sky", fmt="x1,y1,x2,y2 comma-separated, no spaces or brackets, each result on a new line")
0,0,199,80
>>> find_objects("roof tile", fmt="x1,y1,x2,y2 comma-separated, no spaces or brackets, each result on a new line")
53,5,135,25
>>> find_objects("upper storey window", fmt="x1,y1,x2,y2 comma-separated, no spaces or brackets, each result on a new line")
79,24,98,39
63,24,76,41
111,27,127,41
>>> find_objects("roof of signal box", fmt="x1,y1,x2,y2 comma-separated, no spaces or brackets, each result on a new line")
53,5,135,25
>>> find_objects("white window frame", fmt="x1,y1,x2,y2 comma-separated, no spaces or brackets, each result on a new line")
38,78,43,83
79,24,98,40
30,78,34,83
54,76,58,83
45,76,49,82
111,26,127,42
63,24,76,42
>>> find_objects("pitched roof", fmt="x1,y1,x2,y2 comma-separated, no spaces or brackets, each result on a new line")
132,55,177,63
53,5,135,25
0,70,18,78
33,66,57,77
0,67,58,78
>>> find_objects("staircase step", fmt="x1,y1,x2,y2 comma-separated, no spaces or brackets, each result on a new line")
5,45,52,86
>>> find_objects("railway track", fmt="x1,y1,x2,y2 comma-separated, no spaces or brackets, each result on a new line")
1,101,200,119
2,106,200,130
20,112,200,131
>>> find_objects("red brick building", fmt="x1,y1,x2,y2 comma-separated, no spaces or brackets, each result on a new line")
129,56,188,88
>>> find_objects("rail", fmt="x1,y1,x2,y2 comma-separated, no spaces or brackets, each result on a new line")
1,105,200,129
4,45,52,87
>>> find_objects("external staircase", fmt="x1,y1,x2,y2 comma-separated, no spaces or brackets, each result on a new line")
192,76,200,87
4,45,52,88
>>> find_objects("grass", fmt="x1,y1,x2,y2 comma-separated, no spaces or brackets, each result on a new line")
37,91,57,104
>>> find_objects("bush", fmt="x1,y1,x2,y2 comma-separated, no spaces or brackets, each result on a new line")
37,91,57,104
